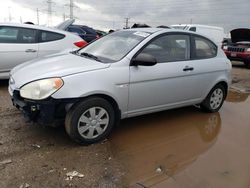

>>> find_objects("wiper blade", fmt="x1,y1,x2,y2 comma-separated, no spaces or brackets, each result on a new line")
80,52,102,62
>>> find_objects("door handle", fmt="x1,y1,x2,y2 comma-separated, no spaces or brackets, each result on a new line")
183,66,194,71
25,49,37,53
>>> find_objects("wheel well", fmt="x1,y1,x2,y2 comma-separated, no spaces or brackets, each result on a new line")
216,81,228,98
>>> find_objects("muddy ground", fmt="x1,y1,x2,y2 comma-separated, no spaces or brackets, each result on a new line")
0,61,250,188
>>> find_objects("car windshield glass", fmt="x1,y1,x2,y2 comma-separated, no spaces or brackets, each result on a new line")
77,30,151,63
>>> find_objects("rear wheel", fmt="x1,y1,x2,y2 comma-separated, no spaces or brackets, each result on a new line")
200,84,226,113
65,97,116,145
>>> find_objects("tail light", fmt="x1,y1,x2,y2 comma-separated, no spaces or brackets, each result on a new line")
74,40,87,48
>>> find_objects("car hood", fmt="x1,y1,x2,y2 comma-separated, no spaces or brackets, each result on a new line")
230,28,250,43
11,52,110,88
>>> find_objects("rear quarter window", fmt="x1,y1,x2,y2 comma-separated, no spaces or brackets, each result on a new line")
193,36,217,59
39,31,65,42
0,26,37,43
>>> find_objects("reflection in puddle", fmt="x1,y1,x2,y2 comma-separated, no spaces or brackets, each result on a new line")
226,90,249,103
110,107,221,187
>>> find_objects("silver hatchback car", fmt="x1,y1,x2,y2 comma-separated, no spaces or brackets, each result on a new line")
9,28,231,144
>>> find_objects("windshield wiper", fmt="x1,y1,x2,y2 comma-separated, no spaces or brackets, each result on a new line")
80,52,102,62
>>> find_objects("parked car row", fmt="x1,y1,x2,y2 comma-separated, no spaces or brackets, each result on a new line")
0,22,87,79
0,19,110,79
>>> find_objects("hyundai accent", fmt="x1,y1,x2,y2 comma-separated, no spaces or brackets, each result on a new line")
9,28,231,144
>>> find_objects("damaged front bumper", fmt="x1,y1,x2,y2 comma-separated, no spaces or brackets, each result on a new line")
11,90,77,126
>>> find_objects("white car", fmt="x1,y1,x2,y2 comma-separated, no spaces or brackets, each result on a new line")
0,22,87,79
9,28,231,145
171,24,225,46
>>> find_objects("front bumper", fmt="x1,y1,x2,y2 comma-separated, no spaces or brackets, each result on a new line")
11,90,78,126
224,51,250,62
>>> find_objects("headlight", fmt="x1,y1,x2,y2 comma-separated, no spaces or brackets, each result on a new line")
223,46,228,50
247,48,250,52
20,78,63,100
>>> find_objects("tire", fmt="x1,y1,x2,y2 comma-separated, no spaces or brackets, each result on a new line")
200,84,226,113
65,97,116,145
244,61,250,69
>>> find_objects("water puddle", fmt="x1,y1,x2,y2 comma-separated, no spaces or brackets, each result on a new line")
110,107,221,187
110,90,250,188
226,89,249,103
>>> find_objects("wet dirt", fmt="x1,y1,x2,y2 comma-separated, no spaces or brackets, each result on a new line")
231,61,250,92
0,65,250,188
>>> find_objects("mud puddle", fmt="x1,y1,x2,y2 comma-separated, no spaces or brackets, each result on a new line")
110,91,250,188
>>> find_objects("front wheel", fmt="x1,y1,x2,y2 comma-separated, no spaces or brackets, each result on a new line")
200,84,226,113
65,97,116,145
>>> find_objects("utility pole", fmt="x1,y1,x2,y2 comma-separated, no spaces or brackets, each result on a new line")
46,0,54,26
124,18,130,29
36,8,40,25
8,7,12,22
69,0,74,19
65,0,77,19
63,13,66,21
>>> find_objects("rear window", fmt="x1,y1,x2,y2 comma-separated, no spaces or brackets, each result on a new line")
81,26,97,35
67,27,86,35
39,31,65,42
0,26,37,43
193,36,217,59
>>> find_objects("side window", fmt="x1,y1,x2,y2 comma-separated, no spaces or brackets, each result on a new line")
0,26,37,43
40,31,65,42
139,34,190,63
189,27,196,32
68,27,86,35
194,36,217,59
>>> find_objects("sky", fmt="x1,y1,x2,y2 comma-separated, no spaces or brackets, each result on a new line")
0,0,249,33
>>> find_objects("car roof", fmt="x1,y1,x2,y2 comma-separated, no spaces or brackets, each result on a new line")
0,22,72,35
127,27,165,33
171,24,224,30
125,27,198,35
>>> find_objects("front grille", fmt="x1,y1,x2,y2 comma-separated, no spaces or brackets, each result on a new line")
228,46,246,53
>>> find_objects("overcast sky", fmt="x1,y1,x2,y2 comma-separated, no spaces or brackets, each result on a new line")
0,0,249,33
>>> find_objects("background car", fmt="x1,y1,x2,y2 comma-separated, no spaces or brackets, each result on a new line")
223,28,250,69
95,29,107,37
0,23,87,79
9,28,231,145
57,19,99,43
171,24,225,46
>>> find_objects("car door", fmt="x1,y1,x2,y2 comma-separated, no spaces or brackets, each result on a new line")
128,33,203,115
38,30,66,57
0,26,38,73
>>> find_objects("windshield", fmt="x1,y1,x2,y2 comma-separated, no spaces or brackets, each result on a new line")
77,30,151,63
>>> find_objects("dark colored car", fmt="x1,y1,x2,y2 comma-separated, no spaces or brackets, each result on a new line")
223,28,250,69
56,19,99,43
95,29,107,37
66,25,99,43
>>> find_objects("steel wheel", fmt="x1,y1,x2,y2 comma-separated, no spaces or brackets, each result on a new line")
210,88,223,110
65,97,116,145
200,84,226,113
77,107,109,139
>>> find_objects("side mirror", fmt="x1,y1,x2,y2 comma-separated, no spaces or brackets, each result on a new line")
131,53,157,66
